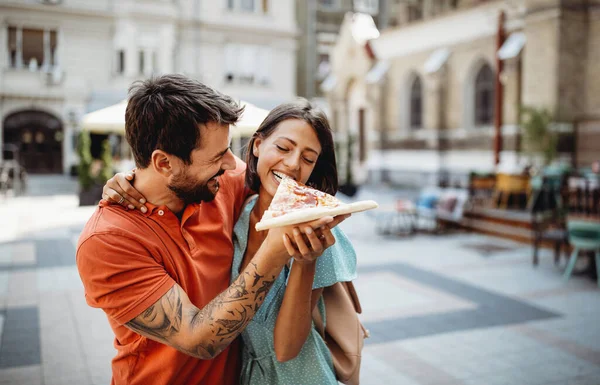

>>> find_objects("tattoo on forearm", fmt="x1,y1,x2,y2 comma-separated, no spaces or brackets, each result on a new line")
126,261,277,360
126,285,183,340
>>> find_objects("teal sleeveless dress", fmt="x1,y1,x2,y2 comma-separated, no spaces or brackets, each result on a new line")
231,196,357,385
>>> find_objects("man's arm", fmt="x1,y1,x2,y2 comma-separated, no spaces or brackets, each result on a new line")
126,260,276,359
125,217,335,359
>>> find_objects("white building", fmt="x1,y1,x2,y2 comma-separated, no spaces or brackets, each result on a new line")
0,0,297,174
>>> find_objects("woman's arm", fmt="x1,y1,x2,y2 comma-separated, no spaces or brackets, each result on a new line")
273,260,324,362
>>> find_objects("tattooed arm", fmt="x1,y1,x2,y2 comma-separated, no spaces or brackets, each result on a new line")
126,260,278,359
125,216,335,359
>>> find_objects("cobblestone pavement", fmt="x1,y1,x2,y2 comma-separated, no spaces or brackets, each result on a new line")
0,179,598,385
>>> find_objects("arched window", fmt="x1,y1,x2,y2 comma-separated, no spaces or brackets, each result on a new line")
410,76,423,129
474,64,494,126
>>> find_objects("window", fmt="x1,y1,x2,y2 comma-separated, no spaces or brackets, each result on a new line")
410,76,423,129
354,0,378,14
116,50,125,74
22,28,44,70
8,26,58,70
224,43,271,86
474,64,494,126
152,51,158,74
317,53,330,80
139,50,145,75
319,0,339,8
227,0,265,13
240,0,254,11
8,26,18,68
256,46,271,85
408,3,423,22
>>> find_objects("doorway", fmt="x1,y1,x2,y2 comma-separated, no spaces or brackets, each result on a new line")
3,110,63,174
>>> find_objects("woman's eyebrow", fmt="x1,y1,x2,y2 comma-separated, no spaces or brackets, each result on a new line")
278,137,319,155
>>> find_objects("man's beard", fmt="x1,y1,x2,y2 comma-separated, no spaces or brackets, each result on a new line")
168,169,225,205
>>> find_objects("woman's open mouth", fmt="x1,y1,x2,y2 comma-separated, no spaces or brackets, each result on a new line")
272,171,294,184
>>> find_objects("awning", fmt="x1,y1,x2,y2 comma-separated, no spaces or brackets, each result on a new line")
351,13,380,45
366,60,390,84
82,99,269,138
424,48,451,74
232,101,270,138
498,32,526,60
82,99,127,134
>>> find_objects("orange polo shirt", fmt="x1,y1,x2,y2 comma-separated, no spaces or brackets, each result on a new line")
76,160,250,385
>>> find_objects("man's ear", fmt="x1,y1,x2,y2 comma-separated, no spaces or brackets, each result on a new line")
150,150,175,176
252,138,262,157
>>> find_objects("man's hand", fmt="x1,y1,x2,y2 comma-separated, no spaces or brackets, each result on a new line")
102,170,148,213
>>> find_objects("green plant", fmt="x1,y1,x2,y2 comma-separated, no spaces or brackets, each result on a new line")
98,139,113,184
77,130,94,190
345,134,355,185
520,106,558,166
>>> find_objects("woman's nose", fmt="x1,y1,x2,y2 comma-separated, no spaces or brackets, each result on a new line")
283,154,300,170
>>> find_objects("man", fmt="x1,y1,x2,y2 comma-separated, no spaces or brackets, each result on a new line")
76,75,339,385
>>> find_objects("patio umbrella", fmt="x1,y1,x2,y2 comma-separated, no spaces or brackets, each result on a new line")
81,99,269,137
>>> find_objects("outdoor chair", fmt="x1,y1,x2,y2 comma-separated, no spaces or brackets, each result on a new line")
563,220,600,288
492,173,531,209
530,175,569,266
413,187,469,233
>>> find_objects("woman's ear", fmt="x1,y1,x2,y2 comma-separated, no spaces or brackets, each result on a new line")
252,138,262,157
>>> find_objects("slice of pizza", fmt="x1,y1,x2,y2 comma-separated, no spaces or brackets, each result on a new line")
255,177,378,231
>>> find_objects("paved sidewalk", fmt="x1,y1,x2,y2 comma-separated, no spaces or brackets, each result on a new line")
0,183,599,384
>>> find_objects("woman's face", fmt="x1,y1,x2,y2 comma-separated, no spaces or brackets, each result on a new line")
252,119,322,198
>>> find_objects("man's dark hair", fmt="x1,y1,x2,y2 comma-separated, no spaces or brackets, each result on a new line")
245,99,338,195
125,74,244,168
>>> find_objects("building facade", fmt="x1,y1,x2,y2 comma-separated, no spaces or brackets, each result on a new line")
0,0,297,174
326,0,600,186
296,0,381,100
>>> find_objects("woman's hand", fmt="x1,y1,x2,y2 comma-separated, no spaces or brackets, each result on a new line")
282,214,350,264
102,170,148,213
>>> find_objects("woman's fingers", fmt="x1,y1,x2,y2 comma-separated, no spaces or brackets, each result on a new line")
117,174,146,212
292,228,311,258
320,226,336,248
304,225,324,256
282,234,298,258
103,172,147,212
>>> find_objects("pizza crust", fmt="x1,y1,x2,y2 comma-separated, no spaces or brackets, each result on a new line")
255,200,378,231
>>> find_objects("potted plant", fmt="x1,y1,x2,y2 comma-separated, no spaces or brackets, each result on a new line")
77,131,113,206
520,106,558,167
338,133,359,197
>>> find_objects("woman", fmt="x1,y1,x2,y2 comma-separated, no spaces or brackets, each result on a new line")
104,99,357,385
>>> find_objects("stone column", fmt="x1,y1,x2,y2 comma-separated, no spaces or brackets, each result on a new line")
16,27,23,69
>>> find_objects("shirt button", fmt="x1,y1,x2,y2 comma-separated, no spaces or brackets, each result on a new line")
158,210,164,216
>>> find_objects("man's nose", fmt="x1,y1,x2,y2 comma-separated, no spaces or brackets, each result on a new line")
222,150,236,170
